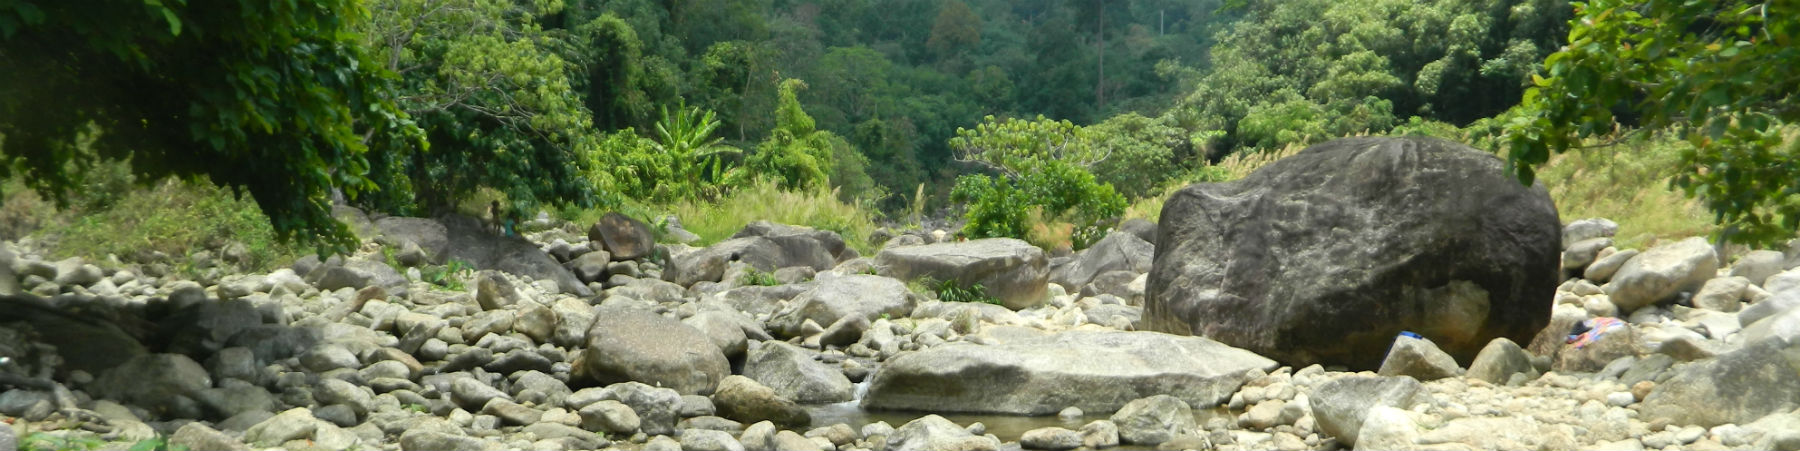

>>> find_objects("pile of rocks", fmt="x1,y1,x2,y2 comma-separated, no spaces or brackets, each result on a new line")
0,208,1204,451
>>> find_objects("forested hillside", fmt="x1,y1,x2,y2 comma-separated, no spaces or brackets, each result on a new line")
3,0,1794,260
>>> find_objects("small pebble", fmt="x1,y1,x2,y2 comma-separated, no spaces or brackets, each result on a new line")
1605,392,1636,407
1632,381,1656,401
1675,426,1705,445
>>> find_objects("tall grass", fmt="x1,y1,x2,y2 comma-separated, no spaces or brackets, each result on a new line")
49,178,300,273
1531,135,1714,249
660,179,881,255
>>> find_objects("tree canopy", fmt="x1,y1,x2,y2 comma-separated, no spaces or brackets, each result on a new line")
1504,0,1799,246
357,0,600,216
0,0,420,254
10,0,1793,252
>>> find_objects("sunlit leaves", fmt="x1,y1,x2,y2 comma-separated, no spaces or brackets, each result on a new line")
950,115,1106,178
1505,0,1800,246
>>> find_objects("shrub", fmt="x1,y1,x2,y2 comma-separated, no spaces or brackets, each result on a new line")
47,178,300,274
934,278,1001,305
661,179,880,255
738,266,780,286
952,160,1125,249
1085,113,1191,199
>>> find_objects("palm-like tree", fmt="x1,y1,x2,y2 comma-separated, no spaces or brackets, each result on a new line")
651,100,741,197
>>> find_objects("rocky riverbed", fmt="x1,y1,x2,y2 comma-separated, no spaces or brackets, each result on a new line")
3,203,1800,451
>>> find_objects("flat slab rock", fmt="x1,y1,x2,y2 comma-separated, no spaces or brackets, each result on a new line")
861,330,1277,415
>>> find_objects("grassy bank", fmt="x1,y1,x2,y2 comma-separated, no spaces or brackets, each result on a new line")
561,180,887,256
3,177,302,275
1531,136,1714,249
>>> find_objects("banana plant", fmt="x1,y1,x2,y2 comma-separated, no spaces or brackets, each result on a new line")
651,100,742,198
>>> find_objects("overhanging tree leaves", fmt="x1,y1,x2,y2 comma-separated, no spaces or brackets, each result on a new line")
360,0,598,215
1505,0,1800,246
0,0,421,254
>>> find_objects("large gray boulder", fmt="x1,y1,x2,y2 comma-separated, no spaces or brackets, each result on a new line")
1145,137,1561,369
1640,337,1800,427
579,306,730,395
768,274,916,337
711,375,811,428
742,341,853,403
862,330,1276,415
169,423,249,451
159,298,266,356
378,214,591,296
591,382,682,436
92,353,213,419
1730,250,1787,286
373,217,448,262
1465,337,1538,384
1109,395,1198,446
0,294,148,376
1605,236,1718,313
684,311,754,361
0,248,19,296
1740,292,1800,345
1375,335,1461,381
732,221,853,268
1049,231,1154,291
664,237,784,287
876,238,1050,310
1310,376,1427,447
1563,218,1620,245
590,212,655,261
304,257,409,297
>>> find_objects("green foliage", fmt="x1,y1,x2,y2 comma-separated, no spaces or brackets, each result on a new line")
0,0,422,255
127,436,188,451
952,160,1126,249
52,179,300,276
584,100,748,204
571,12,675,131
1235,96,1332,149
743,79,880,203
746,79,833,190
852,117,927,209
951,174,1030,239
951,115,1105,178
1169,0,1570,150
1504,0,1800,246
21,432,104,451
737,266,780,286
652,102,743,200
663,179,880,256
927,0,982,62
18,432,185,451
1085,113,1195,199
1534,133,1715,249
935,278,1002,305
357,0,597,217
420,259,475,291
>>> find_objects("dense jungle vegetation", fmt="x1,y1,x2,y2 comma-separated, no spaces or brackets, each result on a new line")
0,0,1793,265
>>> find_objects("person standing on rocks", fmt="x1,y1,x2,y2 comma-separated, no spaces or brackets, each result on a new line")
488,201,517,237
